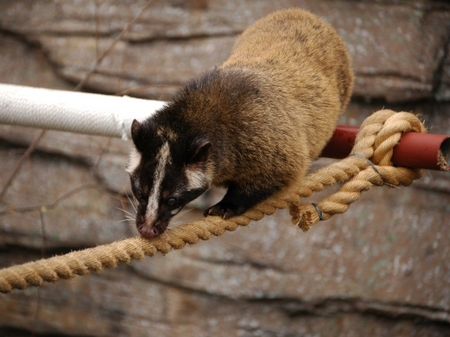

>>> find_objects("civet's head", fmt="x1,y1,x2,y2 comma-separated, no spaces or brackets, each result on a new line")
127,118,212,239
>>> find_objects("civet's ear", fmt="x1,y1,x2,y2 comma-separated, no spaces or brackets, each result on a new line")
131,119,142,146
188,137,212,165
131,119,156,152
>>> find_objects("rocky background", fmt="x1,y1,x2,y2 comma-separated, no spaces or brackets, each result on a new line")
0,0,449,336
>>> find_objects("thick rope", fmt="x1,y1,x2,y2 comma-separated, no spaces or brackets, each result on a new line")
0,110,426,293
289,110,425,229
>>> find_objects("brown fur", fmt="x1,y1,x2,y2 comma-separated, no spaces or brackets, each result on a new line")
222,8,353,159
200,8,354,216
130,8,354,237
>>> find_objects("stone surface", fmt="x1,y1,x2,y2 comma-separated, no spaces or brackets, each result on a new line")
0,139,132,249
0,0,449,101
0,1,449,336
1,263,449,337
0,32,72,90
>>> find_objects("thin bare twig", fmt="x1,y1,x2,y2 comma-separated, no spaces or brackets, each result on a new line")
74,0,156,92
30,209,48,337
0,130,47,202
0,183,99,216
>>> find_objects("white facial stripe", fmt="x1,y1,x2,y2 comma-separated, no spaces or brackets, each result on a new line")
186,168,207,190
145,142,171,222
126,147,141,174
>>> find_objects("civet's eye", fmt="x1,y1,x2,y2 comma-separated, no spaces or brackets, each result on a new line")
166,197,177,207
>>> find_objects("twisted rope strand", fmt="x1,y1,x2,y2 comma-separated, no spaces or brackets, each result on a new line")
0,110,427,293
290,110,425,230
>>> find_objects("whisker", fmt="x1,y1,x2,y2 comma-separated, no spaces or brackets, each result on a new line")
116,207,135,218
125,191,138,212
116,218,133,223
115,203,136,226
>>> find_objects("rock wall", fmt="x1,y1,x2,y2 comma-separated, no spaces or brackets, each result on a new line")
0,1,449,336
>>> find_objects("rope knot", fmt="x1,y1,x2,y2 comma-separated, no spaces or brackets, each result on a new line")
354,109,426,166
290,109,426,231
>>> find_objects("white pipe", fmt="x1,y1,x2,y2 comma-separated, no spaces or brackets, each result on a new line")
0,83,167,140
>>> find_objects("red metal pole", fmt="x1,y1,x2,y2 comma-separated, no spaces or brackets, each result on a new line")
320,126,450,171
